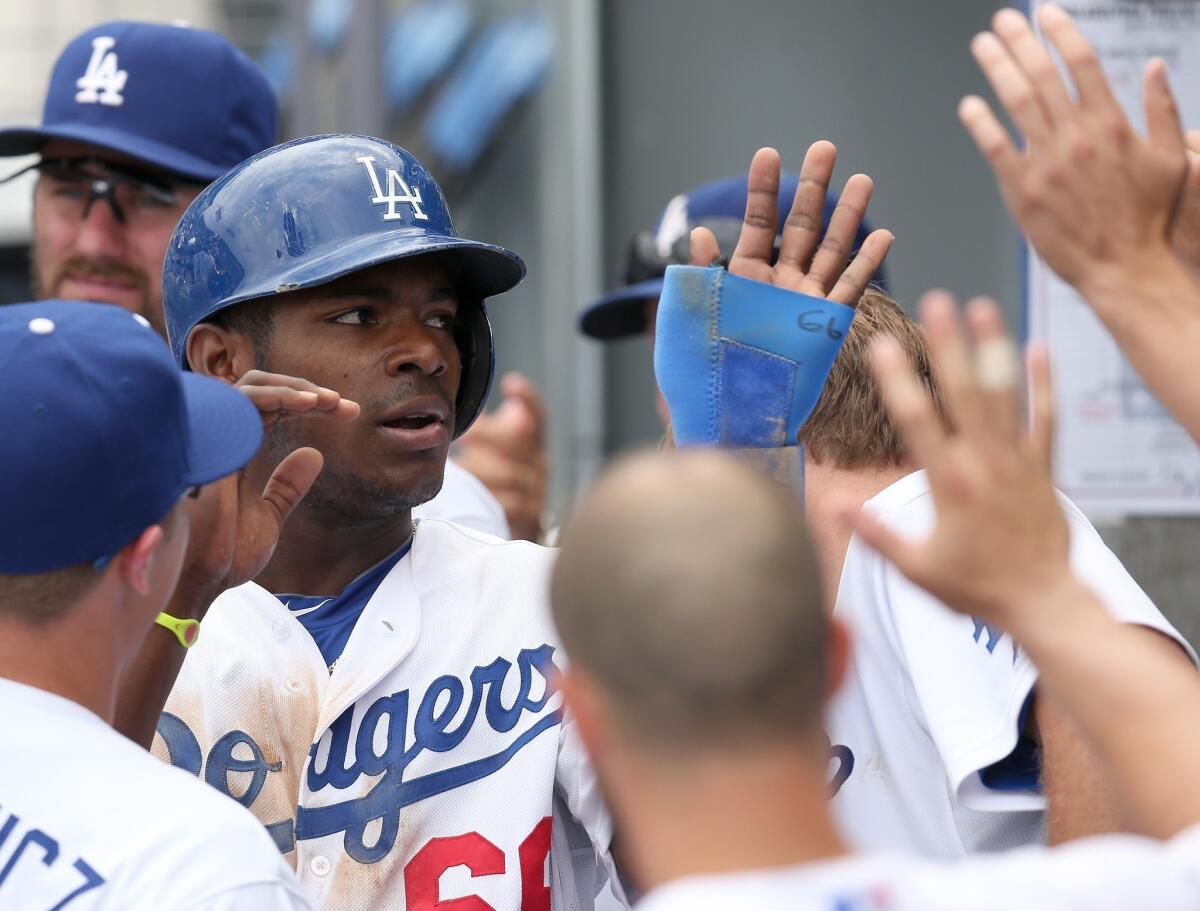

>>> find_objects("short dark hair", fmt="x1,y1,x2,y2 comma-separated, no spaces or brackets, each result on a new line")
208,298,274,362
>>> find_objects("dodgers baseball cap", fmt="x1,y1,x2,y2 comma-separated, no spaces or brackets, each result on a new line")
0,21,277,182
581,172,888,340
0,301,264,574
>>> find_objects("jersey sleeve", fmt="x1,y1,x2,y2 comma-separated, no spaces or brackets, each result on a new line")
1058,496,1198,665
901,825,1200,910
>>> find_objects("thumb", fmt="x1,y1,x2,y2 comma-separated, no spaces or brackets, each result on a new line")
260,447,324,529
689,226,721,267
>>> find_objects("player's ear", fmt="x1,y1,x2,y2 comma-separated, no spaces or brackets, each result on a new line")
114,524,166,596
186,322,256,383
825,617,852,700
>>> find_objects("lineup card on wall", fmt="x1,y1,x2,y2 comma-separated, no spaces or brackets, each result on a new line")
1027,0,1200,514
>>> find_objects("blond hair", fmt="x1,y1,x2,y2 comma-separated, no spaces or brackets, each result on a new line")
800,288,945,468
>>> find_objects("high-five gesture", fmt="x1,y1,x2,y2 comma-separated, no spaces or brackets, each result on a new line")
690,143,894,306
850,292,1070,624
851,292,1200,840
961,4,1200,444
961,5,1187,297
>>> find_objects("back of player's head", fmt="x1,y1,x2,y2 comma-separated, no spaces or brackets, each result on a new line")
0,300,262,623
551,449,827,752
801,288,948,470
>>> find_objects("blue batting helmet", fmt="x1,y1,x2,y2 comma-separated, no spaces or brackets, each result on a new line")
162,133,525,438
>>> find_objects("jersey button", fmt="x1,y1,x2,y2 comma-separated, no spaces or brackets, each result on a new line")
272,619,290,641
286,678,306,694
310,855,331,877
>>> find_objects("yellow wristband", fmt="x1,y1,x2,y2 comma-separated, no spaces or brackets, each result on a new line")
155,612,200,649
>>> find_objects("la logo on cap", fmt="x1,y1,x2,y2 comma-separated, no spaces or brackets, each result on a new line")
356,155,429,222
75,36,127,107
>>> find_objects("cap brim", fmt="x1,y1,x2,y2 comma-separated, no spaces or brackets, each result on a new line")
0,123,228,182
580,279,663,339
179,373,264,486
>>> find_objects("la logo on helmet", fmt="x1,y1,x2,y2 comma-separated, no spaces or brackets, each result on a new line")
75,36,127,107
356,156,429,222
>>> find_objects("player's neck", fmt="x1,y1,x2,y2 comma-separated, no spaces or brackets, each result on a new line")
617,745,849,892
255,504,414,596
0,608,120,723
803,456,913,614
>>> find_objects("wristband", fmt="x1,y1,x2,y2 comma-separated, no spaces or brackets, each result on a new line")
654,265,855,448
155,612,200,649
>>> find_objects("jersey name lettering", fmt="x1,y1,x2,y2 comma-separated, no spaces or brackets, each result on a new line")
299,644,561,862
356,155,430,222
157,644,561,865
74,37,127,106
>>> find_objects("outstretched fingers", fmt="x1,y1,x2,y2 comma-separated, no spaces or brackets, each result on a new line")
964,297,1022,445
868,336,948,473
991,7,1074,120
806,173,874,296
1037,3,1120,116
1144,58,1186,157
920,291,986,441
826,228,894,307
958,95,1022,187
237,370,360,423
729,147,784,276
776,140,837,272
1026,342,1057,470
970,30,1050,147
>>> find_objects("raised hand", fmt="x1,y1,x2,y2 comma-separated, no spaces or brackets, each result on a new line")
690,144,894,306
960,5,1187,302
849,291,1073,625
454,372,549,542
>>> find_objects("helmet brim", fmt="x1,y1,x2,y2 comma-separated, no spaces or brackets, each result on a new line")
215,228,523,312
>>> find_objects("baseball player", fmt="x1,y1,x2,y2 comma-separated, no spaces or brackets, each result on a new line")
552,349,1200,911
0,300,311,910
0,21,515,547
128,131,886,909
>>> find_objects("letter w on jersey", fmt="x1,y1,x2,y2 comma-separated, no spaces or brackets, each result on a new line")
296,645,560,864
75,37,127,106
356,155,429,222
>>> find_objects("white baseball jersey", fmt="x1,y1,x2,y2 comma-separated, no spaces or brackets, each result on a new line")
828,470,1197,858
0,677,309,911
154,520,618,911
413,458,511,539
635,823,1200,911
